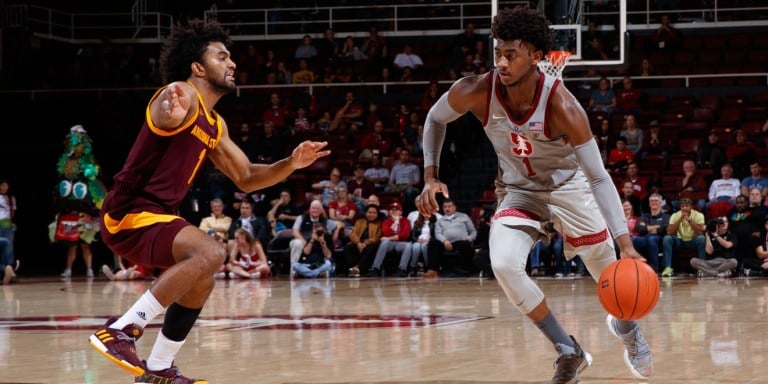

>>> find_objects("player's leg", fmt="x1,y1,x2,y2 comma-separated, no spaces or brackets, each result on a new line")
551,183,653,379
490,221,591,383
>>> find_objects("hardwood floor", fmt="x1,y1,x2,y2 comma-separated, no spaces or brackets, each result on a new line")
2,275,767,383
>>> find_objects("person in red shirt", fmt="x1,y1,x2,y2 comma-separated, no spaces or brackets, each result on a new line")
358,119,393,159
262,92,290,132
607,136,634,173
615,75,644,115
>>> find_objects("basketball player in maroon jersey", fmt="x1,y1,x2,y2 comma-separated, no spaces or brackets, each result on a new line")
417,6,652,384
88,20,329,383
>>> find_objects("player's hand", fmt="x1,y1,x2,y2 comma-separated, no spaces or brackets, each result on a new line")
289,141,331,169
416,178,449,218
616,235,646,261
159,82,190,122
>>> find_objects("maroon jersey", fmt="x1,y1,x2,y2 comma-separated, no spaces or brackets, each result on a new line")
108,84,222,216
101,84,223,268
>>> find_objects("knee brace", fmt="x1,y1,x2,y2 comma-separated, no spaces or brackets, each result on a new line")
489,223,545,315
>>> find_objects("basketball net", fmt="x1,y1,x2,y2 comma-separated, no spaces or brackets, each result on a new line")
537,50,572,79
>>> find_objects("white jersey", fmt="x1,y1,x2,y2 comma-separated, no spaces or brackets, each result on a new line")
484,69,578,191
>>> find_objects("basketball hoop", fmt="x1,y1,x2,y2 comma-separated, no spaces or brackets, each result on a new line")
538,50,572,79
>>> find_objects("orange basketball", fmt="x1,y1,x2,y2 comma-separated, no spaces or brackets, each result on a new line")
598,258,660,321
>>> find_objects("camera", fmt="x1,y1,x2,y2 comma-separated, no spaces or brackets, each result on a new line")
707,218,723,233
315,229,325,237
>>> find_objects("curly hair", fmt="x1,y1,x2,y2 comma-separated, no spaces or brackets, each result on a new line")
491,6,554,55
159,19,233,83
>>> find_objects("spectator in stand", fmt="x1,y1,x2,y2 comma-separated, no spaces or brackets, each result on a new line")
623,161,650,212
726,194,761,270
661,198,706,277
364,154,391,191
253,120,287,163
328,185,357,233
347,163,377,214
428,199,477,277
364,193,388,220
620,180,644,218
292,222,334,278
619,114,644,158
262,92,290,132
366,102,382,133
528,221,562,277
339,35,367,62
404,209,440,277
341,204,382,277
273,60,292,84
330,90,366,132
386,149,422,214
261,48,276,74
651,14,682,52
740,161,768,198
588,76,616,116
311,167,347,208
640,193,669,272
233,122,258,161
634,57,659,88
707,163,741,210
199,198,233,247
621,198,651,266
267,189,301,238
361,25,388,74
291,58,317,84
315,28,340,65
452,22,481,61
607,136,634,173
358,120,394,160
726,130,757,180
290,106,314,135
366,201,412,277
582,36,609,61
640,121,669,168
315,110,332,135
227,198,270,249
228,228,272,279
692,216,737,278
399,110,421,154
472,39,489,70
457,53,479,78
0,178,16,270
596,118,611,165
615,76,644,115
421,80,441,112
746,217,768,276
672,160,708,212
697,129,726,173
288,200,340,270
294,34,318,61
393,44,424,73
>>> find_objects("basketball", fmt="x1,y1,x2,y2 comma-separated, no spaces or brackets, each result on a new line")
598,258,660,321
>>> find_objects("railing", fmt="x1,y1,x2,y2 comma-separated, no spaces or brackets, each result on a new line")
2,1,768,44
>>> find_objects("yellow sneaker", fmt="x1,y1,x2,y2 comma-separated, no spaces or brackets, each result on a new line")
661,266,673,277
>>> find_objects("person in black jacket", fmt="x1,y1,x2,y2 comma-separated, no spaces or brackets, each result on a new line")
228,198,270,249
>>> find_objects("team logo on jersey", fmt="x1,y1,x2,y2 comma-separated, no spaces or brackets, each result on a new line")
509,132,533,157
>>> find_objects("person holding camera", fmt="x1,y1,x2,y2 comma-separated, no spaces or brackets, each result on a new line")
690,216,738,278
292,223,334,278
661,198,706,277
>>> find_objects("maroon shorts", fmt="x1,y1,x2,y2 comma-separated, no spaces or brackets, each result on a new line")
101,217,190,270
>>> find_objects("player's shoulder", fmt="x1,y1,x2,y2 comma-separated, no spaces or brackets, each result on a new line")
451,71,493,96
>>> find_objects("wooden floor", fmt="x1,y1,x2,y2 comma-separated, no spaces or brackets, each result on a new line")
2,274,768,384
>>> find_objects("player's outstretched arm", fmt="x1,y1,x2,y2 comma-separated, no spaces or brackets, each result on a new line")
211,123,330,193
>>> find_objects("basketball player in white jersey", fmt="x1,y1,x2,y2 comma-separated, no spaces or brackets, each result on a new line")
416,6,653,384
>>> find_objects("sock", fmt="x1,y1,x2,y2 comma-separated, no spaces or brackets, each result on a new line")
111,290,165,329
536,313,574,349
615,318,637,335
146,331,185,371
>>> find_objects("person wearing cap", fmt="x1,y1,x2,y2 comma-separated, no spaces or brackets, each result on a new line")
661,197,705,277
365,201,412,277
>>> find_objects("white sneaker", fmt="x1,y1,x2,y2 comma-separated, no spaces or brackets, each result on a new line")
60,269,72,278
101,265,116,281
606,315,653,379
86,268,95,278
213,272,228,279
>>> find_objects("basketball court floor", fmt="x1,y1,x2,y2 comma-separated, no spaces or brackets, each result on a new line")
2,275,766,383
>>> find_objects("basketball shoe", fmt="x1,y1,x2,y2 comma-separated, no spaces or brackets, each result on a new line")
89,317,145,375
134,363,208,384
606,314,653,379
551,335,592,384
